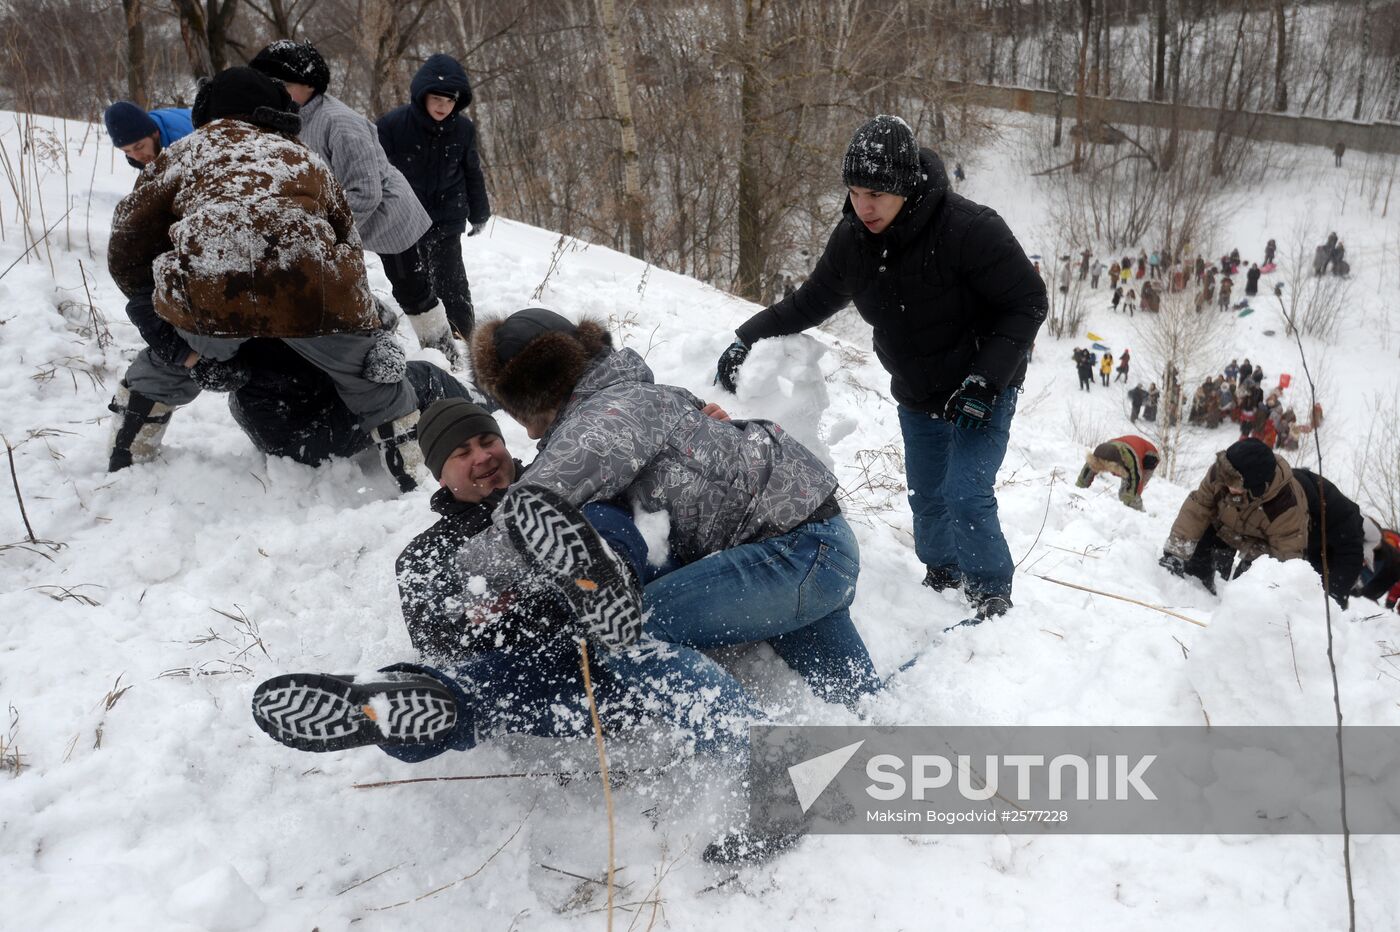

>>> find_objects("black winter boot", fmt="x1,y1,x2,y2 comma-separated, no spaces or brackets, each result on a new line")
921,564,963,592
251,671,458,753
503,485,643,651
107,384,177,472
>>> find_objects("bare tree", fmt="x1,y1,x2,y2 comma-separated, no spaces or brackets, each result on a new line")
1276,221,1353,342
1356,390,1400,529
1272,0,1290,111
1135,290,1228,480
596,0,644,261
170,0,242,78
123,0,150,106
358,0,440,118
244,0,319,38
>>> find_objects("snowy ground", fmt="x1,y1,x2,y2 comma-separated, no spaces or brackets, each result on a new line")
2,110,1398,930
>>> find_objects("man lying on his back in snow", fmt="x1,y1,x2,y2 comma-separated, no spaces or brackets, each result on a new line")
252,398,784,864
104,66,426,492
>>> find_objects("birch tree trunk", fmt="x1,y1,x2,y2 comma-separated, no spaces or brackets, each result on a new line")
596,0,645,260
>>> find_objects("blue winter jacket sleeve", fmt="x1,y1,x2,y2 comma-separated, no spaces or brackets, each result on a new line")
148,109,193,148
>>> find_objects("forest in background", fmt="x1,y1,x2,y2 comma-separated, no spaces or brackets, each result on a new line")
2,0,1397,300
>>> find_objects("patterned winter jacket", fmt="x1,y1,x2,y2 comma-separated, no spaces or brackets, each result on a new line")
297,93,430,255
452,347,839,611
108,118,378,338
1165,450,1308,563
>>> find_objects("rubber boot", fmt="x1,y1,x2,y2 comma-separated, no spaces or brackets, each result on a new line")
374,409,425,493
107,383,176,472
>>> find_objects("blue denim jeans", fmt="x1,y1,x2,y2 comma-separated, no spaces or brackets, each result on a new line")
642,515,881,709
898,390,1018,599
383,502,760,764
382,634,759,764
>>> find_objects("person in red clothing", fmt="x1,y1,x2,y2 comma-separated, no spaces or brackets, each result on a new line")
1075,435,1160,510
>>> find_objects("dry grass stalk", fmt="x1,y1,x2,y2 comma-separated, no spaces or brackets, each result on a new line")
27,583,103,606
1,705,24,776
4,432,37,542
368,798,534,911
579,638,617,931
1033,574,1208,628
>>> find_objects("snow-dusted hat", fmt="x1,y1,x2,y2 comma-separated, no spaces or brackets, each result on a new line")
250,40,331,96
843,115,921,197
103,101,158,147
192,66,302,134
471,309,613,422
417,399,499,480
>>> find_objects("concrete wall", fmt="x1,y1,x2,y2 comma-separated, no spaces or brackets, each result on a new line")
946,81,1400,155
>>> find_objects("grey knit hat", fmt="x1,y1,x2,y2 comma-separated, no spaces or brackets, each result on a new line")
417,399,500,480
842,115,921,197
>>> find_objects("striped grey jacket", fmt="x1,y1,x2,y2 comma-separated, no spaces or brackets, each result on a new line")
452,347,839,606
297,94,430,255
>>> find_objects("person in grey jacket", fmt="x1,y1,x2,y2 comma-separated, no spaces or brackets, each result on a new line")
250,41,461,363
460,307,883,711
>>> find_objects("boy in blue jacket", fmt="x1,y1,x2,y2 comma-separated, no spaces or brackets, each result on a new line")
103,101,193,169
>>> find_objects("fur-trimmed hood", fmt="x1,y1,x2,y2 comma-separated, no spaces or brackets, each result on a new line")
471,312,613,422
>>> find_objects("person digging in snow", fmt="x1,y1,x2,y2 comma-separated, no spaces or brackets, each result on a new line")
1159,438,1364,604
713,114,1046,623
104,66,427,492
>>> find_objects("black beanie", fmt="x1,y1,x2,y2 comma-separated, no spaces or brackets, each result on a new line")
250,40,331,96
192,66,302,134
842,115,921,197
103,101,158,147
1225,438,1277,497
417,399,500,480
492,308,578,363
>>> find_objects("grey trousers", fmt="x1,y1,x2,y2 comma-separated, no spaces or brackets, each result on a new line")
123,330,417,431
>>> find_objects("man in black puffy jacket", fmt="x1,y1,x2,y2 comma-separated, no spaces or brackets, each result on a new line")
715,115,1046,621
377,53,491,346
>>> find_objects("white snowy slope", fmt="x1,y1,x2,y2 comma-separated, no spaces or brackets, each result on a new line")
1,111,1398,930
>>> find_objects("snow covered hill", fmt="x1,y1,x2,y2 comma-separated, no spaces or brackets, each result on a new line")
1,110,1398,930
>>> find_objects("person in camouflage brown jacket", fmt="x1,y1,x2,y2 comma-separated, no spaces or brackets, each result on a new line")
103,67,425,492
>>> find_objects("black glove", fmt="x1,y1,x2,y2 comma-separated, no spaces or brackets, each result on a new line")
189,357,250,393
1158,553,1187,578
468,220,488,237
943,374,998,429
714,339,750,393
